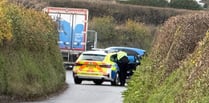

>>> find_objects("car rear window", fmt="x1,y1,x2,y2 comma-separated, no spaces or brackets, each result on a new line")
80,54,106,61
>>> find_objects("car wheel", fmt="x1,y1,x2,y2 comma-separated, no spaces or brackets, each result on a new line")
93,80,103,85
73,72,82,84
111,72,120,86
74,77,82,84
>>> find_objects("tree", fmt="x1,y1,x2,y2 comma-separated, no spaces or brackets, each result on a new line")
88,16,116,48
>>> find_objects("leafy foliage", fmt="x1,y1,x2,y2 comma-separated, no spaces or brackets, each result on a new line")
89,16,116,48
118,0,169,7
8,0,48,10
115,19,153,50
123,12,209,103
0,0,12,44
170,0,203,10
89,17,154,50
0,1,65,100
49,0,193,25
118,0,203,10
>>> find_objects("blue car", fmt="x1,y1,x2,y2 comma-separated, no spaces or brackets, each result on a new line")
105,46,146,60
105,46,146,77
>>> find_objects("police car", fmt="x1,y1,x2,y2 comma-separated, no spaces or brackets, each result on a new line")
72,50,120,85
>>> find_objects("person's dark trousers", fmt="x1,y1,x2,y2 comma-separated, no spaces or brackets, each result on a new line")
118,63,127,86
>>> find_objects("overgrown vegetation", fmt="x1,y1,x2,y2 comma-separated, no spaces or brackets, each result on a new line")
170,0,203,10
118,0,203,10
0,1,65,101
118,0,169,7
49,0,194,25
123,12,209,103
88,16,154,50
4,0,209,102
48,0,196,51
0,1,12,44
8,0,48,10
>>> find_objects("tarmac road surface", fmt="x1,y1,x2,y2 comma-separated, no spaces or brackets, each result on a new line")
25,70,126,103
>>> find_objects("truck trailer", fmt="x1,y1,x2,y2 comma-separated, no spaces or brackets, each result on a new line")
43,7,89,69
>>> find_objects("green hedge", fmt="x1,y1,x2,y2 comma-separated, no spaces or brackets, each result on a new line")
0,1,65,100
170,0,203,10
118,0,203,10
123,12,209,103
88,16,153,50
49,0,194,25
118,0,169,7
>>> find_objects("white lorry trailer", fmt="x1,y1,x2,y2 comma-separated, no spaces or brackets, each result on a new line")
43,7,89,69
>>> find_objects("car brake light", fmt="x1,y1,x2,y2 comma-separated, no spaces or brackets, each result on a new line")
100,64,111,68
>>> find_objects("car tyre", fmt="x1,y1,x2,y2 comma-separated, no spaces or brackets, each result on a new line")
93,80,103,85
111,72,120,86
74,77,82,84
73,72,82,84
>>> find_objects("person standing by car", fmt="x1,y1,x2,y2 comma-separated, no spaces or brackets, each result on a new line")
116,51,129,86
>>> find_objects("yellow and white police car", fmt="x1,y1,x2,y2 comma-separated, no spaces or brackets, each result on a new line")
72,50,120,85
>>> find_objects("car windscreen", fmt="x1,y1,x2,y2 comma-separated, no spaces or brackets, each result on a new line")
79,54,106,61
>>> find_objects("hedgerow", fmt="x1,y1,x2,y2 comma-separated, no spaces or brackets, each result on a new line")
119,0,203,10
0,1,65,100
88,17,153,50
123,12,209,103
49,0,194,25
0,0,12,44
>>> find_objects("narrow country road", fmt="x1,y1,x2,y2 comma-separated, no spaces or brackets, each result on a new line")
25,70,126,103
